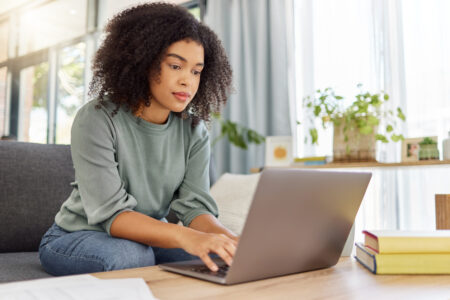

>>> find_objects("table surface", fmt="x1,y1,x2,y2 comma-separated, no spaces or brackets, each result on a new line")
93,257,450,300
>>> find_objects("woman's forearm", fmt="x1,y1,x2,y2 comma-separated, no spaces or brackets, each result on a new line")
110,210,194,248
111,211,238,271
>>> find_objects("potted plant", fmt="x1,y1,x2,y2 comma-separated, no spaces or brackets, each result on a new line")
211,113,265,150
418,137,439,160
302,84,406,162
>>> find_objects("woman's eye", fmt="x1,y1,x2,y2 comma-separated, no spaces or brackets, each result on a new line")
170,64,181,70
193,70,202,76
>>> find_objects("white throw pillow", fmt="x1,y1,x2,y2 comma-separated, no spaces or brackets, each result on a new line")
210,173,261,235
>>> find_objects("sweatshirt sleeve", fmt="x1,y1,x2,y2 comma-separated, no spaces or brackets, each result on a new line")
70,102,137,234
170,122,219,226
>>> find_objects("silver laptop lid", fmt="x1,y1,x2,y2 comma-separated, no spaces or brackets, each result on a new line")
225,168,371,284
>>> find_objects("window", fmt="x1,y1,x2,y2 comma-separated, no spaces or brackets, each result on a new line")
4,0,203,144
0,67,7,136
18,0,87,56
19,62,49,143
0,20,8,62
295,0,378,158
188,5,201,20
295,0,450,158
401,0,450,141
0,19,8,136
293,0,450,234
1,0,95,143
55,42,86,144
183,0,204,21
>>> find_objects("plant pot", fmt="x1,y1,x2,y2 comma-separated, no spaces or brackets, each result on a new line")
333,123,377,162
418,144,439,160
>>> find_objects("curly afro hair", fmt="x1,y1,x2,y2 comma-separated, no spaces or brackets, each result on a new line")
90,2,232,127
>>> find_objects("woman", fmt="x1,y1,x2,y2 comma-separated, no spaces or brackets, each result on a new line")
39,2,235,276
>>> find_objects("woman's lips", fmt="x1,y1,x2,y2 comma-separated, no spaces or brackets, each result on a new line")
173,92,190,102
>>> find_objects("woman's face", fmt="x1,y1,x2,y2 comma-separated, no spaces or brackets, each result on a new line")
149,39,204,114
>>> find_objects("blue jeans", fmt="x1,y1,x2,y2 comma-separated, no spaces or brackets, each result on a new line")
39,223,198,276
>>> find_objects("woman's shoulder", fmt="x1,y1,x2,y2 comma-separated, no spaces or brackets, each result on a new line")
71,98,118,137
70,99,118,157
75,98,118,122
80,98,115,114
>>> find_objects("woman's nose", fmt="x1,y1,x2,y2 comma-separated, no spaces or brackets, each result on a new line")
178,71,194,87
178,77,190,87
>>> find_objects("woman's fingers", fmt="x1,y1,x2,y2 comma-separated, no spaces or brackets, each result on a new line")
182,231,240,272
202,236,236,271
214,247,233,266
224,240,237,258
210,236,236,267
199,253,218,272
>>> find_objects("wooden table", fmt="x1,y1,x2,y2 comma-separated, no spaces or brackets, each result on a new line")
93,257,450,299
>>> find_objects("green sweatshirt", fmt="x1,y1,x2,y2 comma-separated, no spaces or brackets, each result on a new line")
55,99,218,235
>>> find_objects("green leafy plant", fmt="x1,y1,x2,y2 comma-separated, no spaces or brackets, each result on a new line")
302,84,406,148
211,113,265,150
419,137,437,145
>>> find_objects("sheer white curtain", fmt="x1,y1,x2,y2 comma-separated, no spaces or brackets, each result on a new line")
294,0,450,240
400,0,450,142
393,0,450,231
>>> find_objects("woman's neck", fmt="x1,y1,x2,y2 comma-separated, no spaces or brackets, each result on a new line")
135,103,170,124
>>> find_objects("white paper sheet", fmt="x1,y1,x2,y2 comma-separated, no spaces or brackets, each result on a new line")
0,275,157,300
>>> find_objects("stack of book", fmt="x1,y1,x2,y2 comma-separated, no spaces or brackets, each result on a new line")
292,156,330,166
355,230,450,274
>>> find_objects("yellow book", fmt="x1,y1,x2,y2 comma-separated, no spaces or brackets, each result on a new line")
363,230,450,254
293,156,327,162
355,243,450,274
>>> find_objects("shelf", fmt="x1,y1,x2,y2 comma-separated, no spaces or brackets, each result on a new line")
250,160,450,172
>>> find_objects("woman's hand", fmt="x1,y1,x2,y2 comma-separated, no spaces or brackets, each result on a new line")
229,235,240,243
179,230,238,272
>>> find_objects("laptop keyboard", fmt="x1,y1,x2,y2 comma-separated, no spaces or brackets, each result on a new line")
190,265,229,278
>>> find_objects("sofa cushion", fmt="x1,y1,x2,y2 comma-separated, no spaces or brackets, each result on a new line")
210,173,261,235
0,141,74,252
0,252,52,283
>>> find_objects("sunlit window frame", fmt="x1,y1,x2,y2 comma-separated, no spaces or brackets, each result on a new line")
0,0,99,144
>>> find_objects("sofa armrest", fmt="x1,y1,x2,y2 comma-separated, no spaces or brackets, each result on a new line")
0,141,74,252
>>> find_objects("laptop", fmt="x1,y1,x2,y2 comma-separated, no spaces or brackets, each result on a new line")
160,168,371,285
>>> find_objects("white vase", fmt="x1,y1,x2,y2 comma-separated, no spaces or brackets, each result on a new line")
443,131,450,160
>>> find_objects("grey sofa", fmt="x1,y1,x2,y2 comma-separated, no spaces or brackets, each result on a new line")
0,141,217,283
0,141,74,283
